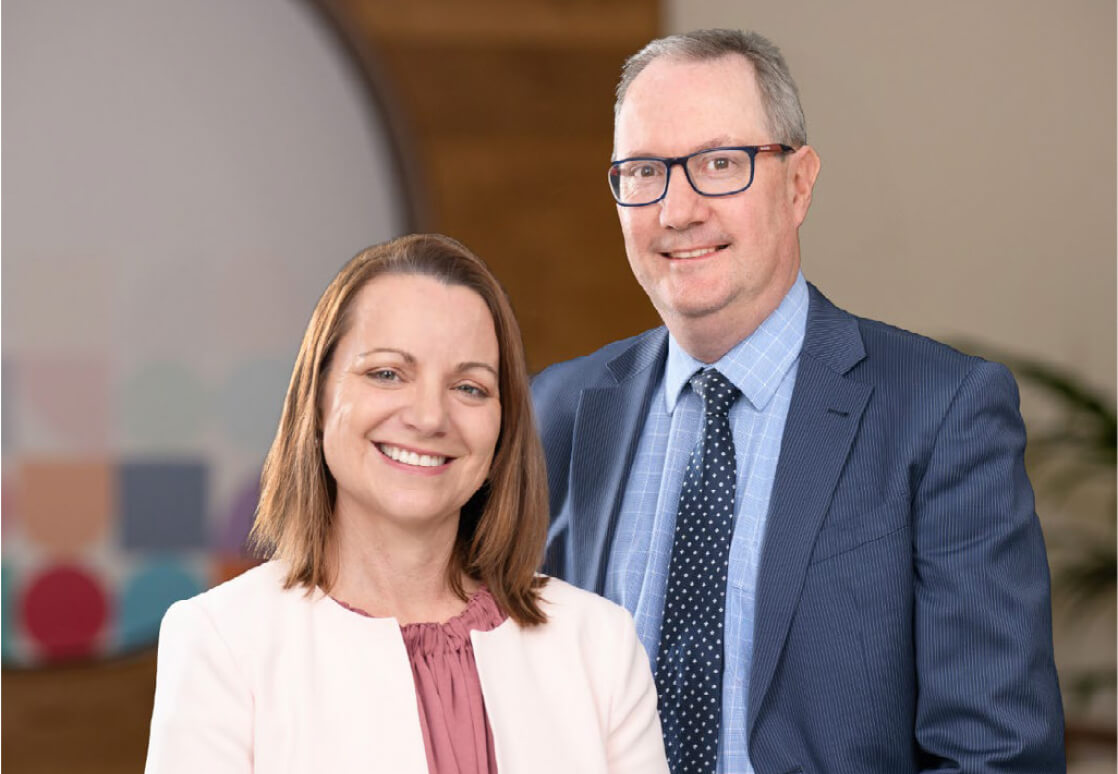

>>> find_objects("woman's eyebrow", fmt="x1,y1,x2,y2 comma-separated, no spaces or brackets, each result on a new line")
457,361,498,378
355,347,415,363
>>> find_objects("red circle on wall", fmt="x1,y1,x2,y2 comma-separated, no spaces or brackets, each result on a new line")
21,565,109,661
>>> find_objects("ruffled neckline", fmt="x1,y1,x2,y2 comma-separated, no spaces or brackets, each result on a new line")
331,586,507,656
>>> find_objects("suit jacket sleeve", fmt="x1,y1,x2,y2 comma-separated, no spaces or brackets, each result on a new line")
912,360,1064,772
145,599,254,774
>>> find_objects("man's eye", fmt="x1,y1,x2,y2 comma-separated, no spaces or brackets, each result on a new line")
620,162,663,178
703,155,737,172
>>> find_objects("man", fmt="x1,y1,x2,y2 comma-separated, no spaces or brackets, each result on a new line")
532,28,1064,774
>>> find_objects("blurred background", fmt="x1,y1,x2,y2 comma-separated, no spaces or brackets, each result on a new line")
2,0,1114,771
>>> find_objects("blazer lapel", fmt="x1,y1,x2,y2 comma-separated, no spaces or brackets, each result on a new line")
566,330,667,593
747,286,873,734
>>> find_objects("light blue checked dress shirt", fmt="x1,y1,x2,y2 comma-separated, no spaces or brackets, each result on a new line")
606,272,808,774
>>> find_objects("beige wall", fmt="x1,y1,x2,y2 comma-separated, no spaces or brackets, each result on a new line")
667,0,1116,400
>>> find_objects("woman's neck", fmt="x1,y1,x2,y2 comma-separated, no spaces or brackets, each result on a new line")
326,506,476,625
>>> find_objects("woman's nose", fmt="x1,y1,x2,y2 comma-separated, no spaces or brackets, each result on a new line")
400,381,449,435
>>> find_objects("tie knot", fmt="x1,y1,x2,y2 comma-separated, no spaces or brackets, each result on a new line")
690,368,739,417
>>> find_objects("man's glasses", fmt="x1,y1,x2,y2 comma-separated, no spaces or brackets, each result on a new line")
608,144,794,206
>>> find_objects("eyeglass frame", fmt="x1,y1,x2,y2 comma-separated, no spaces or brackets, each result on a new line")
607,144,795,207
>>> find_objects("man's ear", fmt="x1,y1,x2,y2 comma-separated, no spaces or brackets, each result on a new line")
788,145,821,227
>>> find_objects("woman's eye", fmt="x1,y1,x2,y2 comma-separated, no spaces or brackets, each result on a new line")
366,369,399,382
455,383,489,398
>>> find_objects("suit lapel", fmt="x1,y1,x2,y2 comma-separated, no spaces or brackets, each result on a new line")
566,330,667,593
747,286,873,734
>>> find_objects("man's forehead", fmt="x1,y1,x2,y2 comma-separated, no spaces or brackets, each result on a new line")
630,52,755,90
613,54,768,156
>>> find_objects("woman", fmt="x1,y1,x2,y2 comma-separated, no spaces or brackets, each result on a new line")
144,234,668,774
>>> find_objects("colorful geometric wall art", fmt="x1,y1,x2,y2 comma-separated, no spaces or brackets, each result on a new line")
3,0,411,667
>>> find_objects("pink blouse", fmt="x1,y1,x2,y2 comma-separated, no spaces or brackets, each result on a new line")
334,587,506,774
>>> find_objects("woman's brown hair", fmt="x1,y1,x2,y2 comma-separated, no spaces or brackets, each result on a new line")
250,234,549,625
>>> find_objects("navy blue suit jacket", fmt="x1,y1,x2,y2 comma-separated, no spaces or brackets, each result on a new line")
531,284,1064,773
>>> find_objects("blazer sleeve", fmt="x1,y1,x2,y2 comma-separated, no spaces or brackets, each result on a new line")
604,604,670,774
912,360,1064,772
145,598,254,774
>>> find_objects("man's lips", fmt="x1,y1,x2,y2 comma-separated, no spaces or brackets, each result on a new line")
659,244,730,260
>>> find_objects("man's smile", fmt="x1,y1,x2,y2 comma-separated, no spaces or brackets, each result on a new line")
660,244,730,260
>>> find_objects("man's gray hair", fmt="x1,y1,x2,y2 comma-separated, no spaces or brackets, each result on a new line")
615,29,807,148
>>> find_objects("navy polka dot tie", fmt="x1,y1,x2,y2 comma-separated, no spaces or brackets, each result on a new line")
656,368,739,774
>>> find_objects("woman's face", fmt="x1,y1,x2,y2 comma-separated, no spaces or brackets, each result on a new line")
319,273,501,535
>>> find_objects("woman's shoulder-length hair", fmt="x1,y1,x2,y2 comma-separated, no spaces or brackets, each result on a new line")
250,233,549,626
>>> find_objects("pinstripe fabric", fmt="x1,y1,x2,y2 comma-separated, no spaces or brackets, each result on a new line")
607,274,807,774
533,282,1065,772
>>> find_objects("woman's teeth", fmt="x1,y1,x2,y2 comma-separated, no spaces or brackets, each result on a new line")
377,444,447,467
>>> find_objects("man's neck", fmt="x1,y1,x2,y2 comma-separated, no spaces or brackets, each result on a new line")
665,276,799,364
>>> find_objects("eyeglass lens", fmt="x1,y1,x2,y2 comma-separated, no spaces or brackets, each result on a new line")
609,148,755,205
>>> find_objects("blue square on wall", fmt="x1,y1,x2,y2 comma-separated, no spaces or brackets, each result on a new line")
120,461,208,550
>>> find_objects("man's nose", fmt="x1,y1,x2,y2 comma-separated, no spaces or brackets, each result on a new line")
658,166,709,230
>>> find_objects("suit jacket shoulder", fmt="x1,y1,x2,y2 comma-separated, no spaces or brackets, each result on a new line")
531,328,668,531
170,560,304,664
805,283,1010,410
184,559,291,615
533,329,665,402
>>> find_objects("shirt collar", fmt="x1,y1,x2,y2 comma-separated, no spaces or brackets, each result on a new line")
664,271,809,413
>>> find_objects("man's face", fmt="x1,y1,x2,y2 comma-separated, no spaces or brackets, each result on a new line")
614,54,817,338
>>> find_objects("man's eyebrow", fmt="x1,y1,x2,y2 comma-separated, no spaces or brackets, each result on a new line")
689,137,739,153
618,137,742,158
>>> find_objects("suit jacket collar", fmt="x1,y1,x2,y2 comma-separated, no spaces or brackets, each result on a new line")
564,328,667,592
800,282,866,375
747,283,872,736
606,326,669,384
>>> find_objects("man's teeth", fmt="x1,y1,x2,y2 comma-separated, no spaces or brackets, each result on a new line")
378,444,447,467
668,246,720,259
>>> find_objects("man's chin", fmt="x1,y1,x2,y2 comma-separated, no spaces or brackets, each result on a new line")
655,293,733,323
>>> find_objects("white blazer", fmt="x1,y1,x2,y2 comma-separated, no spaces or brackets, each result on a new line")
145,561,668,774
